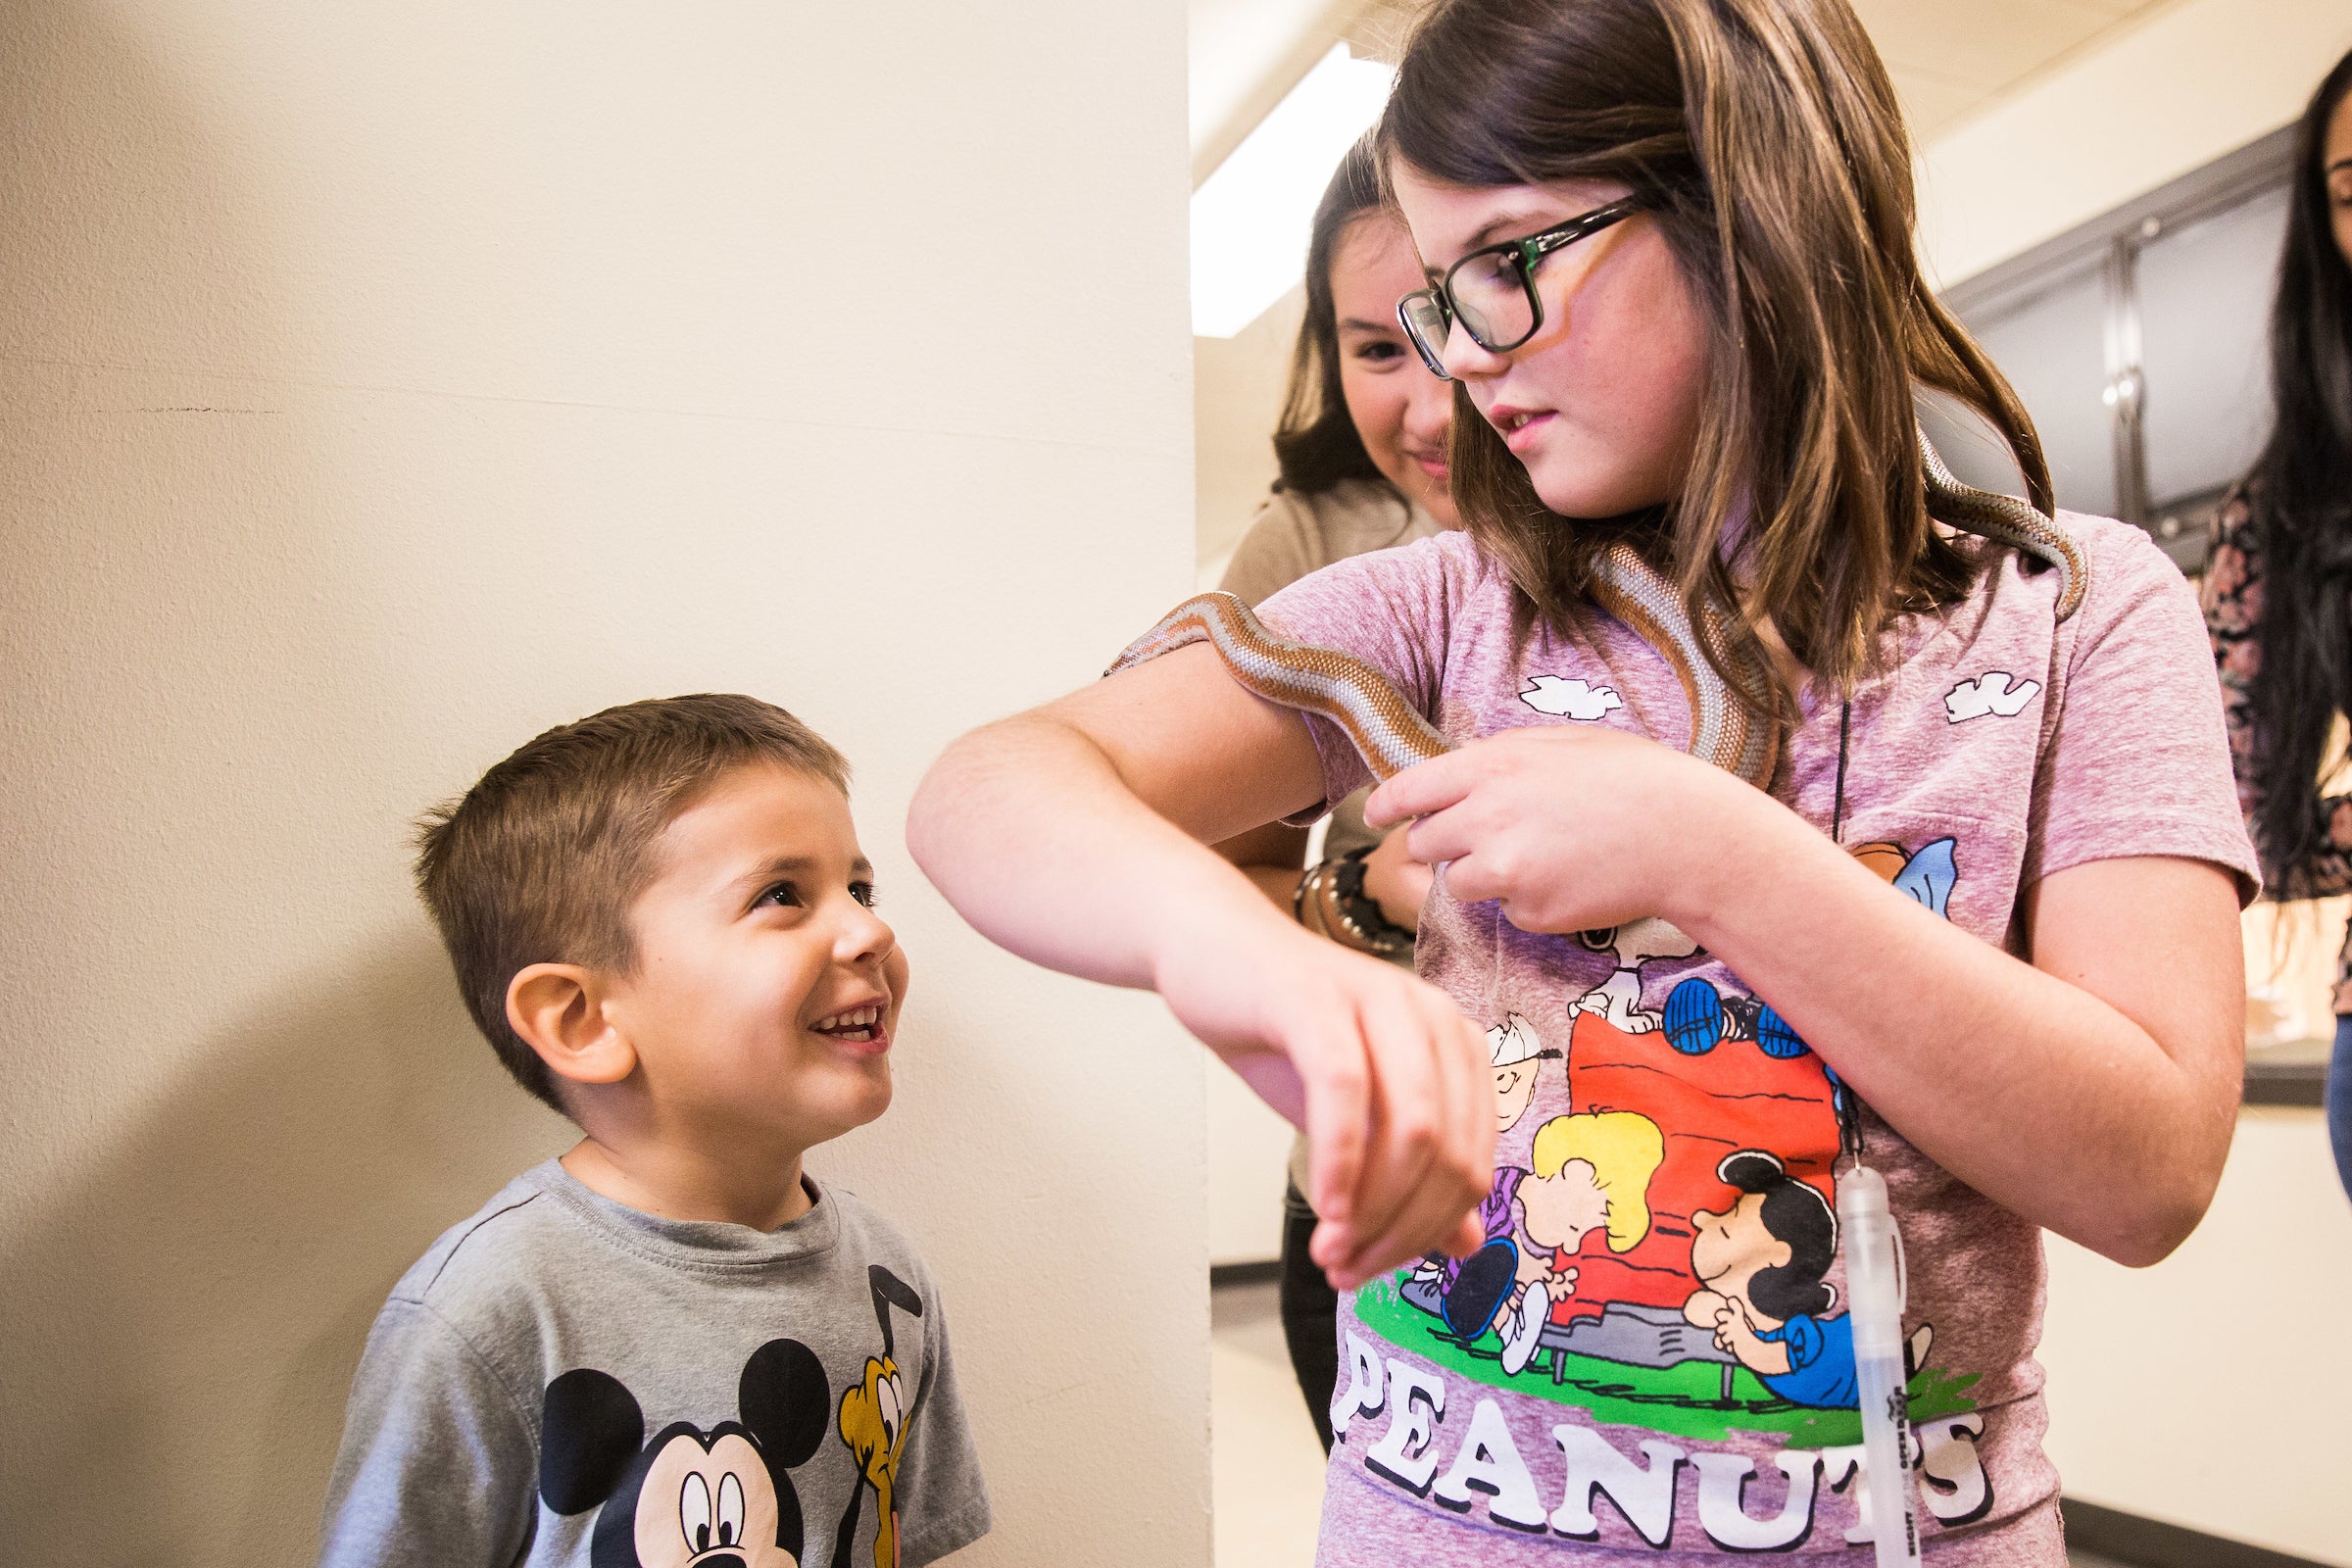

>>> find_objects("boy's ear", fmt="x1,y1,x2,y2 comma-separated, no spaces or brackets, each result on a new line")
508,962,636,1088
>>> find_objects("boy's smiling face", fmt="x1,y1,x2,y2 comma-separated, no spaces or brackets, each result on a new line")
604,761,906,1151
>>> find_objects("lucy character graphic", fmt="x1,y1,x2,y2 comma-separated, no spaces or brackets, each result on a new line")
1497,1110,1666,1375
1683,1151,1934,1410
835,1264,924,1568
538,1338,832,1568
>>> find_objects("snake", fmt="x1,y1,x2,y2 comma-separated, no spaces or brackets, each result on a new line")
1106,428,2082,789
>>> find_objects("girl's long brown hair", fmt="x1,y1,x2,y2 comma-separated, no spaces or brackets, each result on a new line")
1381,0,2051,710
1271,138,1394,495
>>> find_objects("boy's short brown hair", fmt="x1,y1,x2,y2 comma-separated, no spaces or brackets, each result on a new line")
415,694,852,1112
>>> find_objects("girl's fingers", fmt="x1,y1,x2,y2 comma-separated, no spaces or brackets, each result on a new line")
1433,849,1502,908
1400,802,1480,867
1329,1143,1487,1288
1329,991,1493,1287
1322,987,1445,1268
1298,1011,1370,1231
1444,1210,1486,1258
1438,999,1495,1237
1365,752,1477,829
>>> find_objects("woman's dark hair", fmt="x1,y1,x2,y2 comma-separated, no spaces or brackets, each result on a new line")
1717,1150,1837,1320
2244,48,2352,889
1379,0,2048,709
1270,137,1395,494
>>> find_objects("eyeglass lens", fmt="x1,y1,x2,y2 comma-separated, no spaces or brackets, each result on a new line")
1400,295,1452,375
1449,251,1534,351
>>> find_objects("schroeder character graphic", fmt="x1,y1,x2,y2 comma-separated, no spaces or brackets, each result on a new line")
1496,1110,1666,1375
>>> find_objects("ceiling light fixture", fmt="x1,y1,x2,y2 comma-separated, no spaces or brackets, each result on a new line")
1190,43,1396,339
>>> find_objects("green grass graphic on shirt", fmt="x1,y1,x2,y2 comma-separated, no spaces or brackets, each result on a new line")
1351,1274,1979,1447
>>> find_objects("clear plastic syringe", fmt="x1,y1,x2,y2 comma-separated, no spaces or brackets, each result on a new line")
1838,1164,1922,1568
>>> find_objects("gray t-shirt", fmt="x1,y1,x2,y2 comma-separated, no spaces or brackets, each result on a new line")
318,1161,989,1568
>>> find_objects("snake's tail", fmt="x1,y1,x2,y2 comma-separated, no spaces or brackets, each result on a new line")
1105,591,1451,781
1917,425,2087,621
1592,545,1782,791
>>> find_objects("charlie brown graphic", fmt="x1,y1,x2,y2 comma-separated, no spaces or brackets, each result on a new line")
1488,1012,1553,1134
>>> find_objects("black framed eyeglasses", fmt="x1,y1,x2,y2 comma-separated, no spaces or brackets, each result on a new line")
1396,195,1649,379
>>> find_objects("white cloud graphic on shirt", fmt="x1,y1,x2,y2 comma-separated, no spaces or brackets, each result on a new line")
1944,671,2041,723
1521,675,1625,721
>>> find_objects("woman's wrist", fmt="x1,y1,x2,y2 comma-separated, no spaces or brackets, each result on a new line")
1295,850,1412,956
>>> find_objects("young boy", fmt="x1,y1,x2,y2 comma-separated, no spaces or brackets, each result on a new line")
318,694,990,1568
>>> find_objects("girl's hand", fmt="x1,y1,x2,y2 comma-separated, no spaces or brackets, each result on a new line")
1359,825,1433,932
1152,914,1494,1290
1364,726,1759,934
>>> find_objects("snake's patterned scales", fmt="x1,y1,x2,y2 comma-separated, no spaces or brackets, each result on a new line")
1107,429,2084,788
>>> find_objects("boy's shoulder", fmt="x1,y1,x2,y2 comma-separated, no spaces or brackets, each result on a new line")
380,1161,587,1346
812,1179,937,1277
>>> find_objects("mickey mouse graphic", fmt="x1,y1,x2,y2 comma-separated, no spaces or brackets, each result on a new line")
539,1337,832,1568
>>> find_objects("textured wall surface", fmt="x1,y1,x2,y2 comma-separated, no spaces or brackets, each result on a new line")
1916,0,2352,286
0,4,1205,1564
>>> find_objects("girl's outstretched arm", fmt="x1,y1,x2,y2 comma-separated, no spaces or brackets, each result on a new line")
1371,727,2243,1267
907,643,1494,1288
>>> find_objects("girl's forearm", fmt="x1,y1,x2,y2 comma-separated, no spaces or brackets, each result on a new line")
1668,796,2241,1265
906,712,1297,990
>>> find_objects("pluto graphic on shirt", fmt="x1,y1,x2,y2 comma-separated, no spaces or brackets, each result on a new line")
1370,836,1968,1450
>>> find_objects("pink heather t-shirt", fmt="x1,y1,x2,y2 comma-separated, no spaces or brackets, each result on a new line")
1252,518,2255,1565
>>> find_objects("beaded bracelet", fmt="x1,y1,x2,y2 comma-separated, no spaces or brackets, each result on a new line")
1333,845,1413,954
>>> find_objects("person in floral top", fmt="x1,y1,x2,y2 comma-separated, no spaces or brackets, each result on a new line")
2200,46,2352,1200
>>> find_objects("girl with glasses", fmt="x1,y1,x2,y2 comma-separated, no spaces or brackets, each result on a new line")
912,2,2255,1561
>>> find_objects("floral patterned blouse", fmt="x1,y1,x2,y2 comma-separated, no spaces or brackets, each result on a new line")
2201,485,2352,1011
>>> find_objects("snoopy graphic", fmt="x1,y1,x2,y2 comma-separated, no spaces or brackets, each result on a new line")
1568,917,1701,1033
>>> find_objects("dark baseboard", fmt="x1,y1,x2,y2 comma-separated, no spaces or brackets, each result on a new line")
2063,1498,2328,1568
1209,1258,1282,1290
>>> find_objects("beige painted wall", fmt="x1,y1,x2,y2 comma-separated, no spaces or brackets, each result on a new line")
1195,287,1306,581
1917,0,2352,287
0,4,1206,1565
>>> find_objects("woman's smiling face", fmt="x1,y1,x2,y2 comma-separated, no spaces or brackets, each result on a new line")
1389,162,1712,520
1329,211,1460,526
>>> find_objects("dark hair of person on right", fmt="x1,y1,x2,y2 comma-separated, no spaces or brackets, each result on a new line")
1269,137,1393,496
2239,47,2352,889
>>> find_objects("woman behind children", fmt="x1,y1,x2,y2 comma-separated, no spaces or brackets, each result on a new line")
913,0,2253,1560
2202,47,2352,1202
1214,137,1462,1454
